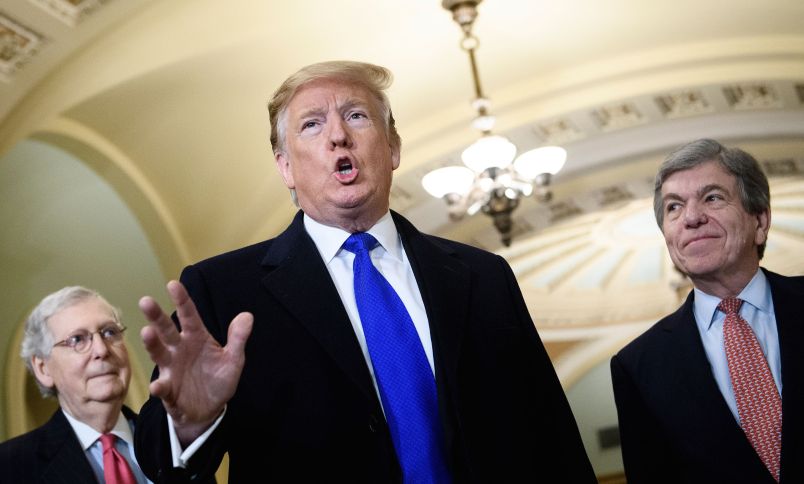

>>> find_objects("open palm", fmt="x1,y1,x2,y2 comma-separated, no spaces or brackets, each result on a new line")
139,280,253,444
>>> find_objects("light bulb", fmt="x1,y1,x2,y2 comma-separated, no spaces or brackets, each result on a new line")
513,146,567,179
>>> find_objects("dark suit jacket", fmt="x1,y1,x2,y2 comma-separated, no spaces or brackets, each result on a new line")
611,269,804,484
135,210,594,483
0,406,140,484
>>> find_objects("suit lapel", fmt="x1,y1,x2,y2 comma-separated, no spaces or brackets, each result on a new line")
392,212,470,387
260,211,378,405
765,270,804,480
660,294,744,427
392,212,472,457
665,289,781,480
260,211,473,456
38,410,98,484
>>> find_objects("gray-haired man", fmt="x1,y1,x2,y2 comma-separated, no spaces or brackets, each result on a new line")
611,139,804,483
0,287,151,484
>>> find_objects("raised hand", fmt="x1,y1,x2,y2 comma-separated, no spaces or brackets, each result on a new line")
138,280,253,445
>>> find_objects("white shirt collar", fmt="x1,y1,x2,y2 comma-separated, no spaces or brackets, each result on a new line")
694,268,768,332
303,212,402,263
61,408,134,451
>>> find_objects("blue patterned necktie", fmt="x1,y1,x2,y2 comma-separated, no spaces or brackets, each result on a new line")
343,232,450,484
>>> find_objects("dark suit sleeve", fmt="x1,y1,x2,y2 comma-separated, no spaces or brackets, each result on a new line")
498,256,597,483
135,398,223,484
611,354,682,484
135,264,225,484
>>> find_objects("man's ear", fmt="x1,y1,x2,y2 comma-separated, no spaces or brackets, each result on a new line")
390,143,401,170
275,151,295,189
755,208,771,246
31,356,55,390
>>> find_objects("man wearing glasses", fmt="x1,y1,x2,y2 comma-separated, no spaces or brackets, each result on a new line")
0,286,152,484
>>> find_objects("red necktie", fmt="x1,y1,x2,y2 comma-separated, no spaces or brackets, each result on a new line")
100,433,137,484
720,297,782,482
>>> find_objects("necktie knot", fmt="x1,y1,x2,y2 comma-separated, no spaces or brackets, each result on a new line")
718,297,743,315
343,232,379,255
100,433,117,452
100,432,137,484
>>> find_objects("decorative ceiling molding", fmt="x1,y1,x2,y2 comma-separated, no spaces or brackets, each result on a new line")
395,78,804,243
492,175,804,330
534,118,585,145
655,89,713,118
723,82,782,110
28,0,110,27
464,157,804,252
0,12,44,82
592,102,646,132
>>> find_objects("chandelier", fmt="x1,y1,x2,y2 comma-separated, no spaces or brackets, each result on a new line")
422,0,567,246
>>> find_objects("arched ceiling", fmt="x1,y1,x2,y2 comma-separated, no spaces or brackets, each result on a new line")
3,1,804,473
2,0,804,364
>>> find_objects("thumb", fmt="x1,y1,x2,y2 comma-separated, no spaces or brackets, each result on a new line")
226,312,254,357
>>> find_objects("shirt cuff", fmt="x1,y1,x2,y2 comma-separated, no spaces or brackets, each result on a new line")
167,406,226,468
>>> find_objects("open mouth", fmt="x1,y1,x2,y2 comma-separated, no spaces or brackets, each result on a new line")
337,159,353,175
334,157,359,183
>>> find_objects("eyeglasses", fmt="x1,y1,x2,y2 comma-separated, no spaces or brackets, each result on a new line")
52,325,127,354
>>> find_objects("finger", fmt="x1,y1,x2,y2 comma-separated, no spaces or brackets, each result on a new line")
225,312,254,358
140,325,172,367
166,280,207,336
149,378,173,403
139,295,181,346
138,295,166,323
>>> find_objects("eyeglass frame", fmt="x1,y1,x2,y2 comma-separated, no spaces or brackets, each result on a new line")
51,325,128,354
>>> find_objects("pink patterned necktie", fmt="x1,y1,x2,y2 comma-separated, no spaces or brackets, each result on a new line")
100,433,137,484
719,297,782,482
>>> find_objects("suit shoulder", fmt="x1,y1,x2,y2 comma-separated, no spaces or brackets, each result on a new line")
188,215,305,274
615,302,689,364
193,238,275,268
764,268,804,288
421,233,504,262
0,424,47,458
179,238,279,287
393,210,502,261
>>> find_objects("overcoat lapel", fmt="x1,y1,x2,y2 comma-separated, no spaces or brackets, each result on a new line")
38,410,98,484
664,290,779,480
259,212,378,405
259,211,474,458
392,212,472,457
392,212,471,389
659,294,742,429
766,270,804,481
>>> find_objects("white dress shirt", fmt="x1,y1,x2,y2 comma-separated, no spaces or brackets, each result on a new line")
62,408,151,484
692,269,782,424
303,211,435,382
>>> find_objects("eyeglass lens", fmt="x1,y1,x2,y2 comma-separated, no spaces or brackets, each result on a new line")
59,326,126,353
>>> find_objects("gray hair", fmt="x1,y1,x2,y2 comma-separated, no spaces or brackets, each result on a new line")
267,61,402,206
21,286,121,398
653,138,770,258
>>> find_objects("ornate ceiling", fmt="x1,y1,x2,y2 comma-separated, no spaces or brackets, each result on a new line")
2,0,804,475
